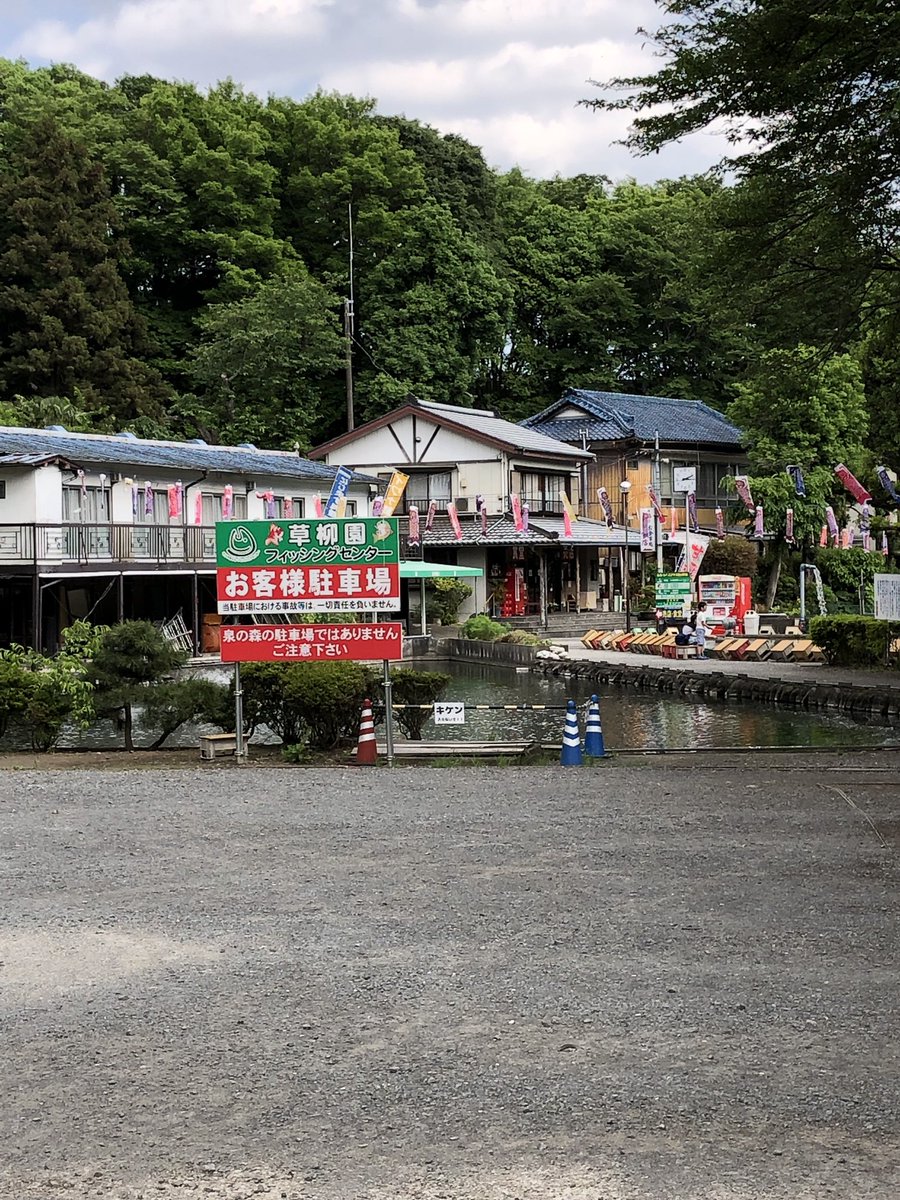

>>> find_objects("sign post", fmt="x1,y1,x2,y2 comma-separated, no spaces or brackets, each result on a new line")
215,516,401,761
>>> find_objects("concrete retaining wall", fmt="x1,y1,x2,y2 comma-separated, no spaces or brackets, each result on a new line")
447,639,537,667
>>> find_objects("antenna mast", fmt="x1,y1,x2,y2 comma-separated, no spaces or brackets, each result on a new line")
344,203,355,431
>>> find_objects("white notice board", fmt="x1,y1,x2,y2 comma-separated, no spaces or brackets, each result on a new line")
873,574,900,620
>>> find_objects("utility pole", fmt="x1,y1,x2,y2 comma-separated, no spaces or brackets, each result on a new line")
345,203,355,431
653,430,663,571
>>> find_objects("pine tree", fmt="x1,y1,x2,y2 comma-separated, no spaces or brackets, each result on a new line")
0,113,168,422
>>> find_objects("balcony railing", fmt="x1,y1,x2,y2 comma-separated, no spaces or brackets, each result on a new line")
0,523,218,567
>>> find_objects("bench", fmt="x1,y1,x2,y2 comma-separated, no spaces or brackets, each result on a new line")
674,643,698,659
200,732,238,760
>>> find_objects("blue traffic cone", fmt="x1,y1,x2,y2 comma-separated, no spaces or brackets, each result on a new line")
560,699,583,766
584,693,607,758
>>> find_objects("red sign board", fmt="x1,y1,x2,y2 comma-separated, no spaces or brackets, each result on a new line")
216,563,401,615
219,622,404,663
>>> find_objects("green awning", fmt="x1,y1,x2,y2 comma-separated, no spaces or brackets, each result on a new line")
399,560,483,579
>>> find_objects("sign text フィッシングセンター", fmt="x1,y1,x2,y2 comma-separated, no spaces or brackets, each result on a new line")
219,622,404,663
215,517,400,614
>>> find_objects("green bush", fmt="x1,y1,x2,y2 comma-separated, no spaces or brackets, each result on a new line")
0,627,100,750
91,621,188,750
428,578,473,625
142,677,230,749
241,661,378,749
0,659,31,739
809,615,900,668
461,614,509,641
496,630,550,647
384,668,451,740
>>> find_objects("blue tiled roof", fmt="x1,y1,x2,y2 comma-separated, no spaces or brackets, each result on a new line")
0,427,377,483
524,416,630,443
523,389,743,447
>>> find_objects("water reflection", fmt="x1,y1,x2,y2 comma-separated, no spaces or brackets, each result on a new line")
419,660,895,751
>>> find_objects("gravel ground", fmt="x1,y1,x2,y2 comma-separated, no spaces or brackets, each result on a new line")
1,761,898,1199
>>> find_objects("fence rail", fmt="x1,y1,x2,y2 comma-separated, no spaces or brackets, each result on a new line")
0,522,218,566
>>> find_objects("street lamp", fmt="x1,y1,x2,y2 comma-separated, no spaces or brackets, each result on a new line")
620,480,632,633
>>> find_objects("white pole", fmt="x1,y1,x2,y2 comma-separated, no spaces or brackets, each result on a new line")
383,659,394,767
234,662,245,759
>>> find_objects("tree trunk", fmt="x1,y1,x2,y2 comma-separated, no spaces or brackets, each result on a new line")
764,543,784,610
124,703,134,752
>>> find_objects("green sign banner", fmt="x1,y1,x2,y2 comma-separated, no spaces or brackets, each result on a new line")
655,572,692,612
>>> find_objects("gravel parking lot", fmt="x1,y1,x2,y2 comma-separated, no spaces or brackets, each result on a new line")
1,760,898,1199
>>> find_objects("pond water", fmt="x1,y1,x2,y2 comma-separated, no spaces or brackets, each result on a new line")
4,658,895,754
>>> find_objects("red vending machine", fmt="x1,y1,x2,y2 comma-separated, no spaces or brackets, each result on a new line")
697,575,753,633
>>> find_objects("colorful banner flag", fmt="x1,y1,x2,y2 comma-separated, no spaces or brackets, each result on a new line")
481,505,488,536
877,466,900,503
447,501,463,541
561,491,578,526
222,484,233,519
380,471,410,518
639,507,655,552
425,499,436,531
132,484,139,517
863,533,874,553
77,469,87,498
734,475,754,512
834,463,872,504
562,505,573,538
475,494,484,513
335,496,347,518
825,505,839,540
597,487,614,527
678,532,710,581
511,492,523,532
645,485,663,520
324,465,353,517
786,465,806,497
521,504,529,533
715,507,725,540
371,496,384,518
882,531,890,556
819,525,828,547
840,527,851,550
257,490,276,519
283,497,294,518
312,495,324,518
687,491,699,532
754,505,764,538
194,490,203,525
168,484,181,519
669,507,678,534
785,507,794,544
408,505,420,544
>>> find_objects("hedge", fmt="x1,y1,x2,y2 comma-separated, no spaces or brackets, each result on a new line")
808,615,900,668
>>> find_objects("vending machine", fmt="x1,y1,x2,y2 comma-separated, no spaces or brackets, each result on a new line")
500,566,526,617
697,575,753,633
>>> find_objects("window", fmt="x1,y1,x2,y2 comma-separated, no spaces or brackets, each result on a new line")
0,480,6,500
273,496,305,518
201,491,247,523
520,472,567,514
63,486,109,523
406,472,452,511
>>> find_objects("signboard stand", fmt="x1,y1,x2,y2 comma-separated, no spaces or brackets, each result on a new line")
234,662,245,760
383,660,394,768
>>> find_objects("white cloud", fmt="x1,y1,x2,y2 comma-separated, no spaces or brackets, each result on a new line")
4,0,729,181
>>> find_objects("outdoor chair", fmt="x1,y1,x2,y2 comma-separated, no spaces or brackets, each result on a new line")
739,638,772,661
768,639,796,661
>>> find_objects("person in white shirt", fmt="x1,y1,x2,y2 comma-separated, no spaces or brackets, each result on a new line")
694,602,713,659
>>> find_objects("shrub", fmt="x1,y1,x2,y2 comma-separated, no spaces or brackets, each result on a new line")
428,578,473,625
461,614,509,641
0,630,99,750
241,661,378,749
142,678,231,749
384,668,451,740
0,659,31,739
809,615,900,668
496,630,550,647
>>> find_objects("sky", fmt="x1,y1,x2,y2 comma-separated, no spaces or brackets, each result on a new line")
0,0,729,182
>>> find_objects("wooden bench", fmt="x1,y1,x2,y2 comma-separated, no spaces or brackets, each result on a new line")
674,643,698,660
200,732,238,760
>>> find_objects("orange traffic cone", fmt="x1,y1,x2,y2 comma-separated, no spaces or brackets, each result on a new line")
355,699,377,766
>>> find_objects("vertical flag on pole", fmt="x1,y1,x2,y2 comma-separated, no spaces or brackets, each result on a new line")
669,507,678,534
221,484,232,519
819,525,828,547
597,487,614,526
825,506,839,542
754,505,764,538
645,485,663,520
734,476,754,512
876,465,900,503
324,465,353,517
312,495,324,517
480,506,488,536
882,531,889,556
785,508,794,544
194,490,203,525
379,471,409,518
408,505,420,545
511,493,523,532
521,504,529,533
425,500,436,531
687,491,699,532
561,492,577,538
715,507,725,540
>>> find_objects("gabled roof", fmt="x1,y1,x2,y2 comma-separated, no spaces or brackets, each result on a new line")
523,388,743,447
310,398,591,463
0,427,376,483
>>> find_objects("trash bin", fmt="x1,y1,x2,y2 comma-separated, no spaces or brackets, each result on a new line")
743,610,760,636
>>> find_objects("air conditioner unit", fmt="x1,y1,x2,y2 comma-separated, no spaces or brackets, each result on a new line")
454,497,470,512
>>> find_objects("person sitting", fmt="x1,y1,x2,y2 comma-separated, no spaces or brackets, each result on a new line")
674,617,696,647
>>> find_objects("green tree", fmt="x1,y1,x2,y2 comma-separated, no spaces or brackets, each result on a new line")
91,621,187,751
185,264,344,448
0,113,168,421
728,347,869,605
141,677,230,750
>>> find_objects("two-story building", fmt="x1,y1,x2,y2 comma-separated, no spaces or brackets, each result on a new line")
0,426,375,653
523,388,747,531
310,397,644,622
